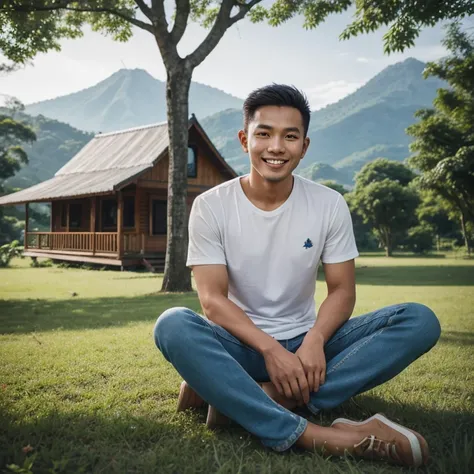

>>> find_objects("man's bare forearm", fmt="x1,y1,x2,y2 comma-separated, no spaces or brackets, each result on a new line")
306,288,356,344
202,295,280,355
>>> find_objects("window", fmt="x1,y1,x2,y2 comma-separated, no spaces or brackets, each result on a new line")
61,203,67,227
187,146,197,178
102,196,135,229
123,196,135,228
69,203,82,229
152,200,167,235
102,199,117,228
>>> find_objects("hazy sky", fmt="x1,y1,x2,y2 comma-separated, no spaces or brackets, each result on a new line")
0,6,454,110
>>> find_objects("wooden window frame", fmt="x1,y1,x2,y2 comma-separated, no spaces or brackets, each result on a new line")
149,197,167,236
187,145,198,179
69,202,82,229
100,194,136,232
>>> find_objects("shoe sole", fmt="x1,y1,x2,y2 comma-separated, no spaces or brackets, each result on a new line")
331,414,423,467
206,405,231,429
177,381,205,412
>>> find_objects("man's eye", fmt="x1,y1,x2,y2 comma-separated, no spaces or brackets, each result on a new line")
256,132,269,137
287,134,298,139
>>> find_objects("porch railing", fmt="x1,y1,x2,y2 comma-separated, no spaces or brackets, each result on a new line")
25,232,145,256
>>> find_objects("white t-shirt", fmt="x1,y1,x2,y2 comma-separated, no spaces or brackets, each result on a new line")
186,174,359,340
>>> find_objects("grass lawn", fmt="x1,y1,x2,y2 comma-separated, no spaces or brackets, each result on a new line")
1,256,473,473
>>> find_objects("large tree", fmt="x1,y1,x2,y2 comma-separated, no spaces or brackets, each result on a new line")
407,23,474,256
2,1,473,290
348,160,419,256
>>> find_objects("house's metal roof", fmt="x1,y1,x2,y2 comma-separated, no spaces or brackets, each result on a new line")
57,122,168,175
0,166,149,205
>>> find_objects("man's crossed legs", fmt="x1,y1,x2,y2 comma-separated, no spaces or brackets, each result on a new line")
154,303,440,467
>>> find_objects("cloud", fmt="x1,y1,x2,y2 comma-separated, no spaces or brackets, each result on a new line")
356,57,371,63
304,80,364,110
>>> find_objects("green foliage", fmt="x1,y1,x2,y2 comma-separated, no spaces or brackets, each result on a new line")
407,23,474,254
318,180,348,195
417,190,460,239
0,108,36,185
354,157,416,188
0,240,23,267
349,160,420,256
0,1,134,68
404,225,434,254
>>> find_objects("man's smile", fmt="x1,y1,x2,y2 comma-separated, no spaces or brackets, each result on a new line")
262,157,289,168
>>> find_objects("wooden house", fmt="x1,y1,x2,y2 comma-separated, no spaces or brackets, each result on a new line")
0,115,237,270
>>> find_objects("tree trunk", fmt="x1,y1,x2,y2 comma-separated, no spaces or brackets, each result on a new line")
385,228,392,257
161,65,193,292
460,211,472,257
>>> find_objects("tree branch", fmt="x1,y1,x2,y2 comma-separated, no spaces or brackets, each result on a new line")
66,6,154,33
187,0,262,69
148,0,179,66
228,0,261,27
133,0,154,22
170,0,190,46
2,1,155,33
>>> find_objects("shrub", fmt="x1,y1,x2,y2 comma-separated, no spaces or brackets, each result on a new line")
0,240,23,267
405,226,434,254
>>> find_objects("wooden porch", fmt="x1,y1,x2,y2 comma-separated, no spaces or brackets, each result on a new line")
25,231,146,258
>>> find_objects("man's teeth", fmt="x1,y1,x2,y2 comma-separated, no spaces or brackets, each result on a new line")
266,160,285,165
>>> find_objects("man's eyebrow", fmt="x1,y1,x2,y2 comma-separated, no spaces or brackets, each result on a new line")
255,124,301,133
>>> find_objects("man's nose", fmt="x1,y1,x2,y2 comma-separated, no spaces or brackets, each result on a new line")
267,137,285,154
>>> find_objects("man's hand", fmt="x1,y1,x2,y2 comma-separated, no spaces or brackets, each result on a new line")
262,344,310,405
295,331,326,393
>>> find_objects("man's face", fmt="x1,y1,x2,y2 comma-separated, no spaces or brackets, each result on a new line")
238,105,310,183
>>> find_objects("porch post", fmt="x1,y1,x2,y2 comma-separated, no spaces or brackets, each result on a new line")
66,201,70,232
117,191,124,258
24,203,29,250
91,197,96,256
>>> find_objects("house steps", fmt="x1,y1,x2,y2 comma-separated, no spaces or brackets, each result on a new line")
142,254,166,273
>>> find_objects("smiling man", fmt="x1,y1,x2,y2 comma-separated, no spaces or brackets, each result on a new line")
153,85,441,467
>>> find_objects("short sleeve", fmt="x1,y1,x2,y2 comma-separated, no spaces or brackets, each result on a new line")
186,197,226,267
321,195,359,264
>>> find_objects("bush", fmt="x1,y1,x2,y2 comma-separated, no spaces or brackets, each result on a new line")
30,258,53,268
0,240,23,267
405,226,434,254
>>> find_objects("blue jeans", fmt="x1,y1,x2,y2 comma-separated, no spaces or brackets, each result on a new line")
153,303,440,452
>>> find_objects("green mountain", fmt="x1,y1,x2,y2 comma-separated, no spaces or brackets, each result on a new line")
25,68,244,133
4,113,93,189
201,58,445,180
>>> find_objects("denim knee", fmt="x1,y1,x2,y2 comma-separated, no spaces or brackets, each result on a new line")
153,307,197,356
405,302,441,349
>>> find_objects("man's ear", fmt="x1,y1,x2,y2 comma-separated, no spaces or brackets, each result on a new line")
238,129,248,153
301,136,310,159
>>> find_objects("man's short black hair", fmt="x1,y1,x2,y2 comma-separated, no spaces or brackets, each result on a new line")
243,84,311,137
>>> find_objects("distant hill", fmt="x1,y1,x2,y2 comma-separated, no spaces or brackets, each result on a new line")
25,68,244,133
201,58,445,180
3,113,93,189
298,163,353,186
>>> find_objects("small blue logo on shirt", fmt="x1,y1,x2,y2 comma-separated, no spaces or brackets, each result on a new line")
303,238,313,249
